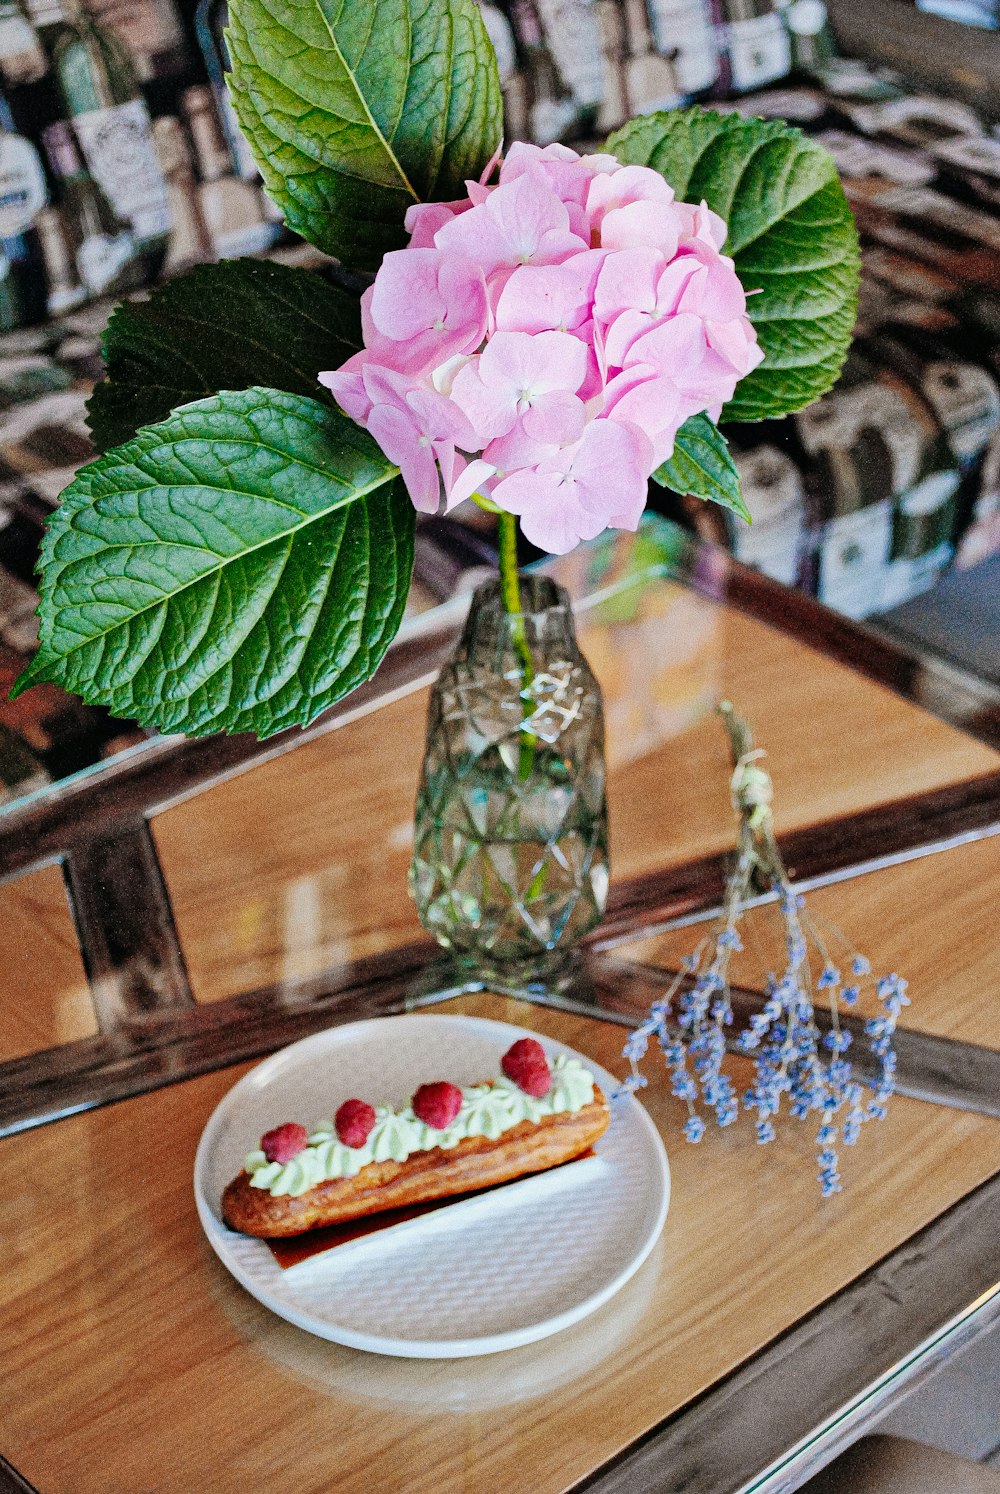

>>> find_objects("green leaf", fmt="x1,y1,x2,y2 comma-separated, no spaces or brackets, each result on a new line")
15,388,414,739
86,258,361,453
226,0,503,271
606,108,860,422
653,414,750,523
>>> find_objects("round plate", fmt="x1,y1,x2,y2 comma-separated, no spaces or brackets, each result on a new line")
195,1013,669,1358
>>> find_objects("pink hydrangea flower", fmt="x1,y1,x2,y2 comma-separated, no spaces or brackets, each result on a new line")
318,141,763,554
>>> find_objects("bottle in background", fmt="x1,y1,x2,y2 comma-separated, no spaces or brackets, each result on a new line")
875,318,1000,575
776,0,836,76
193,0,258,180
795,356,892,616
869,328,963,612
41,117,138,297
617,0,682,116
0,86,49,329
182,83,276,257
0,720,48,802
592,0,629,134
715,0,791,94
645,0,719,98
729,442,807,586
875,321,1000,479
152,112,213,273
509,0,578,143
33,201,85,311
0,0,46,87
478,1,520,86
796,351,957,617
955,432,1000,570
25,0,171,284
534,0,605,135
884,458,961,609
83,0,187,84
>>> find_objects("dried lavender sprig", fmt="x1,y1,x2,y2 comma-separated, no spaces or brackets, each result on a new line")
615,701,906,1195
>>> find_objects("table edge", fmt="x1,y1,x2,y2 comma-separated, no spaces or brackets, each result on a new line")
572,1171,1000,1494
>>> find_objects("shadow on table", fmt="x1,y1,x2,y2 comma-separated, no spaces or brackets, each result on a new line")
203,1236,664,1412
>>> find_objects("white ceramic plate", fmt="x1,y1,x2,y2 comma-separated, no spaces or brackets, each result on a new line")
194,1013,669,1358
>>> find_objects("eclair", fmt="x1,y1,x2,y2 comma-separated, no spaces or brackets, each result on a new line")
222,1038,610,1239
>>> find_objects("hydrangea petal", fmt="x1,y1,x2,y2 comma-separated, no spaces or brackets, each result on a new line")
593,247,663,323
560,418,654,525
451,357,517,443
318,356,371,423
601,199,681,258
587,163,675,233
677,254,747,322
495,249,605,335
522,389,586,445
446,457,497,509
480,328,588,397
436,172,587,277
404,201,462,249
367,403,441,514
603,367,683,465
484,420,559,475
409,389,476,450
494,467,609,554
706,316,765,375
370,248,445,339
625,313,707,378
602,309,653,371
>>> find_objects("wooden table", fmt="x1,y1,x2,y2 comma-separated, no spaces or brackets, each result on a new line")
1,519,999,1493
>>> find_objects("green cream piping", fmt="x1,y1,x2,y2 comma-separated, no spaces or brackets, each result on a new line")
246,1055,597,1197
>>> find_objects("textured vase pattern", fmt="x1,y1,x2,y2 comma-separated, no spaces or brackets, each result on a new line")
410,576,609,974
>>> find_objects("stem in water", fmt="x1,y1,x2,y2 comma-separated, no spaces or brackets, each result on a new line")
497,511,537,779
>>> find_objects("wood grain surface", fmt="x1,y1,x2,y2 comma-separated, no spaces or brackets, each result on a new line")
0,861,94,1064
150,588,998,1005
1,994,998,1494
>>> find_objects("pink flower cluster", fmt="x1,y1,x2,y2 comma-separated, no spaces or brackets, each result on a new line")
320,142,763,555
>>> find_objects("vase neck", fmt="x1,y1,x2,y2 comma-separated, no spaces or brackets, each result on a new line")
460,575,577,666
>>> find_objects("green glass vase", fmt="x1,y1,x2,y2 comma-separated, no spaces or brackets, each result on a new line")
409,575,609,980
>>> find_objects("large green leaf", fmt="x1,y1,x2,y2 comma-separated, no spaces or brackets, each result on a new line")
607,108,860,422
14,389,414,738
226,0,503,271
86,258,361,454
653,414,750,523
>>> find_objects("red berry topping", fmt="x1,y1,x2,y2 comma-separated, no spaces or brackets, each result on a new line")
411,1081,463,1130
501,1037,552,1098
260,1122,309,1164
335,1098,377,1149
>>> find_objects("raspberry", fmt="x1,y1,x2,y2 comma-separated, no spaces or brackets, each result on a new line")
335,1098,377,1149
501,1037,551,1097
260,1122,309,1164
411,1081,463,1130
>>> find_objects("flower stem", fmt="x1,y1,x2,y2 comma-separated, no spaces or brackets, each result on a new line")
719,700,773,896
497,509,522,617
497,510,537,780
